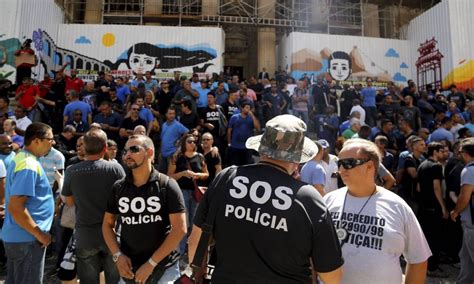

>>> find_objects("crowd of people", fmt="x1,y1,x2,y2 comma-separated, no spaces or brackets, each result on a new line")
0,55,473,284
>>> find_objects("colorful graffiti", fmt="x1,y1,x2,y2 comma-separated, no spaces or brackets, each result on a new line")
0,26,221,83
289,46,404,84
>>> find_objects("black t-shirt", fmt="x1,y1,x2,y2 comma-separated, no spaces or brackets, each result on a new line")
417,159,443,210
106,169,185,269
444,158,464,209
400,154,421,201
379,103,399,123
202,106,221,139
401,106,421,130
156,90,174,115
202,151,221,187
120,117,147,131
194,164,343,283
179,111,200,130
173,153,205,190
247,83,264,101
221,101,239,121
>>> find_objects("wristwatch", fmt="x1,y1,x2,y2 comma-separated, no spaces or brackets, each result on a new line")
148,258,158,267
112,251,122,263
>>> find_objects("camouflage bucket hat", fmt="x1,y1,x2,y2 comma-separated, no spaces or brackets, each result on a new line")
246,114,318,163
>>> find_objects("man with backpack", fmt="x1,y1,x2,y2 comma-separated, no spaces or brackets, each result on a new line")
102,135,186,283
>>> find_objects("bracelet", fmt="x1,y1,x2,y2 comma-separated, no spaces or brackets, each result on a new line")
148,258,158,267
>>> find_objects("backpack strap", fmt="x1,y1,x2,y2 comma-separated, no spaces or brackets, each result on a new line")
158,172,170,189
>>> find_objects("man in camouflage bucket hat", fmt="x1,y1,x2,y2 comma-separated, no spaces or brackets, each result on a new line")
188,114,343,283
246,114,318,163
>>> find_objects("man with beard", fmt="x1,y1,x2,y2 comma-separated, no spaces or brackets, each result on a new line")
103,135,186,283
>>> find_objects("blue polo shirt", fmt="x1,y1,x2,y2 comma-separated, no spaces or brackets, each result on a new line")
160,120,188,158
300,160,326,186
361,87,377,107
1,150,54,242
196,87,210,108
139,107,154,124
116,85,131,104
63,100,92,123
229,114,254,149
428,127,454,143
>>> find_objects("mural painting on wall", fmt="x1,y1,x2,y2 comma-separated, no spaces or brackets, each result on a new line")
442,54,474,90
290,46,409,87
0,29,218,83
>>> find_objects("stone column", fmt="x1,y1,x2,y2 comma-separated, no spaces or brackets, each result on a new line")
362,3,380,37
84,0,102,24
144,0,162,15
202,0,218,15
257,27,276,76
257,0,276,76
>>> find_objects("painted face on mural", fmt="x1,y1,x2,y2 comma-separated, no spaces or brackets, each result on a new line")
128,52,159,74
329,58,350,81
328,51,352,81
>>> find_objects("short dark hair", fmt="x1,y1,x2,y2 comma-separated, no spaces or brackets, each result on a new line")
0,96,9,106
358,125,372,139
182,99,192,109
458,127,471,138
83,130,108,155
460,137,474,157
427,141,444,157
107,139,117,148
441,116,451,125
100,101,112,108
381,119,392,128
240,99,252,108
24,122,52,146
166,106,176,113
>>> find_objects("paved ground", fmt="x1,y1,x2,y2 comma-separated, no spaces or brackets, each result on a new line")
0,256,460,283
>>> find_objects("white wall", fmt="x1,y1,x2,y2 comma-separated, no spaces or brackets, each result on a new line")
0,0,64,81
55,24,225,80
281,32,412,86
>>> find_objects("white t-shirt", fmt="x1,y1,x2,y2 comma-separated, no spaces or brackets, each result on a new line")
350,105,366,125
0,160,6,179
323,187,431,284
13,116,32,131
321,154,339,193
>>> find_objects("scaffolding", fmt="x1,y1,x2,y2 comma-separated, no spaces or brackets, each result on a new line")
56,0,439,39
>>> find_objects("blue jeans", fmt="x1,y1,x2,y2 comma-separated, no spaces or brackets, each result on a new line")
292,110,309,124
179,189,197,255
121,262,181,284
458,224,474,283
76,245,119,284
4,240,46,284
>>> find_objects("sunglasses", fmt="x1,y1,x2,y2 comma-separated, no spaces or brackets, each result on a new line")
123,145,142,154
337,158,370,170
186,140,196,144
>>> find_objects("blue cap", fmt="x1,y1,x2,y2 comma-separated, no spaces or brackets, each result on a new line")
317,139,329,149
